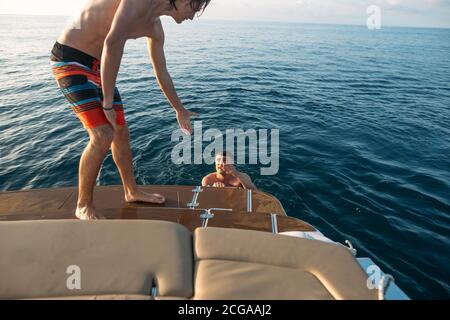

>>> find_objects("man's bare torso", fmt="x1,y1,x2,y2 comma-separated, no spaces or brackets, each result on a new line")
58,0,161,59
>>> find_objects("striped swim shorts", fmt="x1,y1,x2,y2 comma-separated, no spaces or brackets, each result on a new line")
50,42,126,129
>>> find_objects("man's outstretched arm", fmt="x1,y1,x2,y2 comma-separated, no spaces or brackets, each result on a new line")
147,21,198,135
101,0,145,128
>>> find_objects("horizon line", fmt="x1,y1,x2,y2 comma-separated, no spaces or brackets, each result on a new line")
1,13,449,30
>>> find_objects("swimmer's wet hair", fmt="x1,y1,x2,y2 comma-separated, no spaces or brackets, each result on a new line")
169,0,211,16
216,151,234,160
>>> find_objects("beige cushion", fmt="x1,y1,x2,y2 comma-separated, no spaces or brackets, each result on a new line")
0,220,193,299
193,227,378,300
0,221,380,300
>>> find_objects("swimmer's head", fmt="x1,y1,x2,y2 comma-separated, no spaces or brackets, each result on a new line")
215,151,234,174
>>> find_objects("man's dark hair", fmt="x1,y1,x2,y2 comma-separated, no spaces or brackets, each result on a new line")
169,0,211,15
216,151,233,162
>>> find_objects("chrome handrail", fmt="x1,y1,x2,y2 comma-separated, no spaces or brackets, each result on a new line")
345,240,357,256
200,208,232,228
151,278,158,297
187,186,203,209
270,213,278,234
247,189,253,213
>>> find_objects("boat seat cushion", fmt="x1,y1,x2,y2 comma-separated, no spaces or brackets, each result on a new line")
193,227,378,300
0,220,193,299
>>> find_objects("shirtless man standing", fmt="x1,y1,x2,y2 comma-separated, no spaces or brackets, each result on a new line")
50,0,211,220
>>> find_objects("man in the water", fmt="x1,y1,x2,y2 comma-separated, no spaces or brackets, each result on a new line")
50,0,211,220
202,152,257,190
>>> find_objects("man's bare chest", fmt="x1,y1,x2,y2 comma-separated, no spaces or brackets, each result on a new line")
127,15,159,40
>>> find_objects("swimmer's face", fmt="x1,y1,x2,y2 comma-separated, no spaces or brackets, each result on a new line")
215,154,233,174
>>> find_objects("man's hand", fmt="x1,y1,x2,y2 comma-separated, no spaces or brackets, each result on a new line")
212,182,225,188
103,104,117,130
224,164,257,190
176,108,199,135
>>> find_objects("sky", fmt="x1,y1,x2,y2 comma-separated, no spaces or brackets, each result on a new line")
0,0,449,28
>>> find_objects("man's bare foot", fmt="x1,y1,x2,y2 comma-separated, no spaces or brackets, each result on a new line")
75,205,105,220
125,189,165,204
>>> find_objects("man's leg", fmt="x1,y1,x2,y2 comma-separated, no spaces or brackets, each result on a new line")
111,124,165,204
76,124,114,220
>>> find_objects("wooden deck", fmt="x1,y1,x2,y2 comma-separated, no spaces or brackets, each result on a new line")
0,185,315,233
